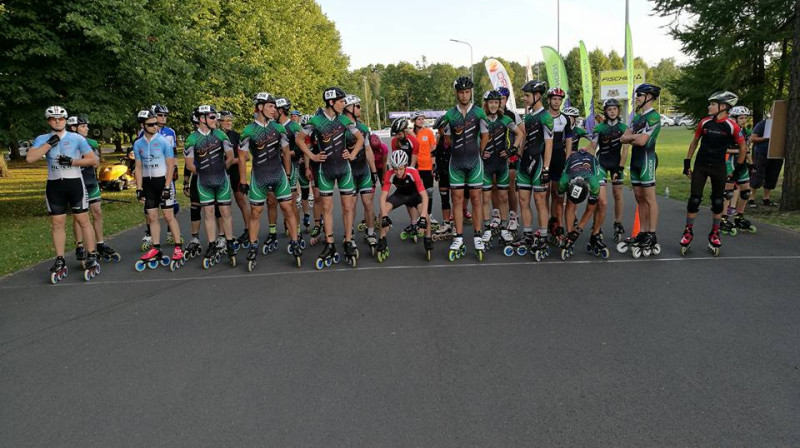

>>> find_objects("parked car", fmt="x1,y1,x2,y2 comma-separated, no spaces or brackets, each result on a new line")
674,115,696,126
660,115,675,126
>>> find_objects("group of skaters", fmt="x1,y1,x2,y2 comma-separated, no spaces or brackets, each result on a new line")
30,77,761,283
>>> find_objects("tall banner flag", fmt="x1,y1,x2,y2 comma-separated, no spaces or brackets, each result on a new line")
485,58,517,111
541,46,569,108
625,23,634,122
579,41,595,132
526,56,534,82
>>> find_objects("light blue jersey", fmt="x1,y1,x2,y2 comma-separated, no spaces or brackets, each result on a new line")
33,131,93,180
133,133,174,178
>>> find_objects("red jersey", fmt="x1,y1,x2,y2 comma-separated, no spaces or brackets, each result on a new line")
381,167,425,195
391,135,419,162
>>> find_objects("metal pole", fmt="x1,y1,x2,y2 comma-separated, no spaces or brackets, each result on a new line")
449,39,473,80
557,0,560,54
362,76,370,128
381,97,387,125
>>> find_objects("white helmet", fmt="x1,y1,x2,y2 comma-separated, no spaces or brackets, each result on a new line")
45,106,68,119
390,150,409,169
563,107,581,117
344,95,361,107
67,116,79,126
730,106,751,117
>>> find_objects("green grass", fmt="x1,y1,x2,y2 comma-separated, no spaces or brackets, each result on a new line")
0,155,189,277
652,126,798,231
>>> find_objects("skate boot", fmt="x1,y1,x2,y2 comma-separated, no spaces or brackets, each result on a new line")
309,224,322,246
314,242,340,270
547,217,564,247
481,228,494,250
560,227,582,260
48,256,68,284
447,236,466,262
429,217,440,231
302,214,311,232
506,230,533,257
246,242,258,272
365,232,378,257
226,239,238,267
201,242,220,270
613,221,625,243
679,225,694,257
169,246,185,271
499,229,515,255
627,232,649,259
75,244,88,269
432,221,454,241
82,252,101,282
140,233,152,252
641,232,661,257
530,231,549,261
166,231,174,245
473,235,486,261
261,232,278,255
135,247,169,272
707,227,722,257
185,237,202,259
423,236,433,261
587,231,610,258
235,229,250,251
507,211,519,234
734,215,757,234
289,239,303,268
401,223,419,243
344,240,359,268
376,237,390,263
720,216,737,236
489,209,501,235
97,242,121,263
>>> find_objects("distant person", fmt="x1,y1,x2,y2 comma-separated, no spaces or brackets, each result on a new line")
749,114,784,207
410,111,436,226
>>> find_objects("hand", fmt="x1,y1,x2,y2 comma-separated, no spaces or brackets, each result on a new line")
183,184,191,198
161,187,171,201
683,158,692,178
500,150,508,159
541,168,550,184
482,151,491,160
47,134,60,147
342,149,351,160
136,189,144,203
509,145,519,157
57,155,73,167
371,172,378,186
612,166,624,181
312,153,327,163
238,183,250,195
305,168,313,181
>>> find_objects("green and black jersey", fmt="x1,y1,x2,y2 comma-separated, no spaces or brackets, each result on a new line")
239,120,289,183
592,119,627,170
184,129,233,187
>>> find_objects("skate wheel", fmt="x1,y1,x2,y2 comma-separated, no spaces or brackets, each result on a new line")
324,257,332,267
112,253,122,262
652,244,661,256
357,223,366,232
431,234,439,242
631,247,641,259
315,258,325,270
616,241,629,253
643,248,651,257
49,272,58,284
709,246,721,257
242,241,250,249
286,244,293,255
349,257,357,268
593,247,600,257
332,253,340,264
295,256,302,268
147,260,158,269
516,246,527,256
170,260,178,272
460,246,466,257
476,250,484,262
749,226,757,233
161,256,170,266
300,239,307,250
426,250,431,261
680,245,690,257
232,241,240,252
84,270,92,282
140,243,149,252
370,246,376,257
613,234,621,244
400,232,408,241
261,244,269,255
230,256,237,267
354,249,360,260
503,246,514,257
448,250,456,262
202,259,210,270
248,260,256,272
560,249,568,260
377,252,384,263
586,243,593,254
601,248,610,259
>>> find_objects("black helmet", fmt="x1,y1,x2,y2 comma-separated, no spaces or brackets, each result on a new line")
708,91,738,108
150,104,169,115
275,97,292,110
323,86,347,103
191,107,200,125
634,84,661,99
603,99,621,110
567,177,590,204
522,80,547,94
391,118,409,136
483,90,502,101
137,109,155,123
253,92,276,105
219,110,234,119
453,76,474,91
314,107,324,116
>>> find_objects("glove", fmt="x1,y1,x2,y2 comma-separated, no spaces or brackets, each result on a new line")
161,187,171,201
183,184,191,198
238,183,250,195
371,172,378,186
509,145,519,157
417,216,428,229
683,158,691,176
47,134,60,147
57,155,73,168
136,189,144,201
541,167,550,184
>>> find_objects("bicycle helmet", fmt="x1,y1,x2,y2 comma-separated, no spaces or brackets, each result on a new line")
344,95,361,107
390,150,409,169
137,110,155,123
521,80,547,94
150,104,169,115
708,91,738,108
567,177,589,204
730,106,751,117
45,106,68,119
453,76,474,90
391,118,409,136
275,97,291,110
483,90,502,101
496,86,511,98
635,84,661,99
547,87,566,98
323,86,347,103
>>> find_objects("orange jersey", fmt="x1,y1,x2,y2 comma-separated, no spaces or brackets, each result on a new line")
413,127,435,170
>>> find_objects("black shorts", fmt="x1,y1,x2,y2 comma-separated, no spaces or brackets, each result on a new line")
419,170,433,190
388,192,422,209
46,178,88,216
227,163,241,192
548,147,567,182
190,174,200,204
142,176,176,210
751,152,784,190
690,162,727,200
437,163,450,189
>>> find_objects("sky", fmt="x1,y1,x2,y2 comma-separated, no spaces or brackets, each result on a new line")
316,0,689,70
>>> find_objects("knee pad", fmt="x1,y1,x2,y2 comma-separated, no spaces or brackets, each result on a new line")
214,205,222,219
301,186,310,201
687,195,702,213
381,216,392,228
711,195,724,214
740,189,751,200
439,190,450,209
190,205,201,222
724,189,734,200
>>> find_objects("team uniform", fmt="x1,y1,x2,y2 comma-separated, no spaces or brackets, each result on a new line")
548,112,572,180
391,134,419,164
225,129,242,192
382,166,426,209
592,119,628,186
483,114,518,190
691,116,745,206
726,127,751,185
347,121,373,194
184,129,234,205
557,150,601,202
239,120,293,205
133,133,177,210
34,131,94,216
281,118,305,188
441,104,489,189
629,108,661,187
518,106,554,192
304,112,358,196
82,138,102,204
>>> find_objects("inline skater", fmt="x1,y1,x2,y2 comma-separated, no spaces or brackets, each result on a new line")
439,76,490,261
276,97,306,244
497,86,522,233
432,116,454,241
132,110,184,271
376,151,433,262
514,80,553,260
184,105,238,269
390,118,419,166
680,91,746,256
238,93,303,270
480,90,524,249
343,95,379,254
410,111,437,228
28,106,100,283
588,99,628,243
545,87,572,246
619,84,662,257
721,106,756,235
557,148,604,260
66,115,119,265
370,133,389,183
295,87,364,269
298,114,314,233
182,107,204,259
219,110,251,249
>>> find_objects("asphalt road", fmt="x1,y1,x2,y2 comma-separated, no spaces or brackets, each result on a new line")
2,188,799,447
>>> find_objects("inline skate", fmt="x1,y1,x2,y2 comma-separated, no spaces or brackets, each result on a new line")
49,256,68,284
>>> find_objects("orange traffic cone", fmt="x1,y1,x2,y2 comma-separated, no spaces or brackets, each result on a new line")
631,205,641,237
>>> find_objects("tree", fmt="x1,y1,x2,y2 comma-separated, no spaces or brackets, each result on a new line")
781,4,799,211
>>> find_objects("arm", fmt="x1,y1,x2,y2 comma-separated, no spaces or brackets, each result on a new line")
135,159,143,190
512,124,524,151
26,136,55,163
165,157,175,184
185,156,196,174
281,144,292,175
238,146,248,185
565,137,574,159
72,150,97,168
348,130,364,161
295,131,324,162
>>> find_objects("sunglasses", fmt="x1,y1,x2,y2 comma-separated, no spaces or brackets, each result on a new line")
354,105,361,109
206,115,217,120
145,122,158,127
156,113,167,118
635,92,646,97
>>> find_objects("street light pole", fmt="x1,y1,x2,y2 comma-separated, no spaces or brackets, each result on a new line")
362,76,370,128
449,38,473,80
380,97,387,125
557,0,560,54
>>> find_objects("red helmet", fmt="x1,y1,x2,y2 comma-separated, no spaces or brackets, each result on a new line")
547,87,566,98
369,134,381,148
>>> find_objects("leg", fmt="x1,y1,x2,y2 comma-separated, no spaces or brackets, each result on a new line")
518,189,533,228
51,214,67,257
202,205,217,242
451,188,464,233
146,207,161,244
322,196,334,243
73,212,96,252
248,204,264,243
612,184,624,223
90,202,104,242
469,187,482,233
508,167,518,214
593,184,608,234
162,208,182,244
218,205,233,239
279,201,299,241
533,191,549,230
342,193,355,242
